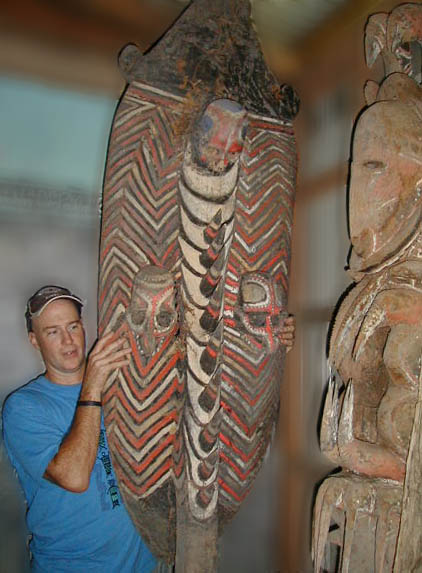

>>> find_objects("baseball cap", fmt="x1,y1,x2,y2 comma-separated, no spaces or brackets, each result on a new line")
25,285,83,332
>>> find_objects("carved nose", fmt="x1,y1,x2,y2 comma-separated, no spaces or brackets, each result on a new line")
139,330,156,358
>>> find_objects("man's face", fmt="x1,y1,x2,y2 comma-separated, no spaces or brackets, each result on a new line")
29,299,86,384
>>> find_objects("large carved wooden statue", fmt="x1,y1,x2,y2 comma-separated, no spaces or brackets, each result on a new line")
313,4,422,572
97,0,298,570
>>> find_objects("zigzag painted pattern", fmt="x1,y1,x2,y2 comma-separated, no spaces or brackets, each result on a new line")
99,95,297,554
99,81,184,311
102,330,183,497
98,83,185,560
219,116,297,515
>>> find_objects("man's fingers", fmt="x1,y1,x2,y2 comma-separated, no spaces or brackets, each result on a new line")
87,332,116,357
89,333,129,359
280,330,294,337
279,314,296,346
96,357,131,375
101,347,132,364
278,313,295,353
106,358,131,370
89,346,132,370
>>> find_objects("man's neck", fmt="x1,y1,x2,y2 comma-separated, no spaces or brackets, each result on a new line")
45,364,86,386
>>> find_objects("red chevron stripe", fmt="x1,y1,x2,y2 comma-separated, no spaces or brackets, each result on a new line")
224,346,269,377
117,433,174,475
221,371,273,407
219,451,257,481
218,478,248,503
116,411,178,450
113,443,173,495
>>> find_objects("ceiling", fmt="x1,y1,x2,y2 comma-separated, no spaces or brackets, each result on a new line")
0,0,383,94
253,0,350,46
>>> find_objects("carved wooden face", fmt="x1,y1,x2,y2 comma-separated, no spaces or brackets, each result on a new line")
126,266,178,366
238,272,286,352
349,101,422,272
192,99,247,174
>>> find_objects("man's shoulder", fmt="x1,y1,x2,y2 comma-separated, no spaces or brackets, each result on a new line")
5,374,46,399
3,375,48,417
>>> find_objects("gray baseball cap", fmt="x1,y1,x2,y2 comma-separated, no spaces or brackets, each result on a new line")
25,285,83,332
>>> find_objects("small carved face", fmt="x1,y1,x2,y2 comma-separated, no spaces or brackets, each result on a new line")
126,266,177,365
238,273,286,352
393,40,422,84
388,5,422,84
192,99,247,174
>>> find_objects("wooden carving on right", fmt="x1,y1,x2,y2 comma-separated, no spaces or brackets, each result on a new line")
313,3,422,572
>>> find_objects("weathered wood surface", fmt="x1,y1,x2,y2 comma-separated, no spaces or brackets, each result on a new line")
394,362,422,573
313,3,422,571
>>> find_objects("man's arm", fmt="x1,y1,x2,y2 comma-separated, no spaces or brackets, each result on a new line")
44,332,131,492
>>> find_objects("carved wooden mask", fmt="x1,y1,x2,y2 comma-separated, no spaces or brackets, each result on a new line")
349,74,422,273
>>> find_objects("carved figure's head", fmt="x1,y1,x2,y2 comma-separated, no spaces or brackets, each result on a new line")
387,3,422,84
237,272,286,352
365,3,422,84
191,99,247,174
349,73,422,273
126,266,177,365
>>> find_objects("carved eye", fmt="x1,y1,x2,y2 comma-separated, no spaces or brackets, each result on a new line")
131,310,146,326
363,160,385,173
247,312,267,327
156,310,173,328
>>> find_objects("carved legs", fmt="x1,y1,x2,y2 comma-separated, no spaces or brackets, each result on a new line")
313,474,402,573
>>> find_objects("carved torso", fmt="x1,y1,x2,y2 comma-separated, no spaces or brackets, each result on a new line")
330,261,422,463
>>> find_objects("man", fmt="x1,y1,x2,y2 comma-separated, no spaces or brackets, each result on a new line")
2,285,157,572
3,285,295,572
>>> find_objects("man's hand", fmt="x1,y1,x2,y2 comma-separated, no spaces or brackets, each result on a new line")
80,332,132,401
44,332,131,492
279,315,295,353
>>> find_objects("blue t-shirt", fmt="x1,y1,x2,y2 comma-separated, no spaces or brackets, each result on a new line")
2,375,157,573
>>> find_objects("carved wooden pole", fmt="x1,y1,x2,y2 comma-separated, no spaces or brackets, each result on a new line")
174,99,247,571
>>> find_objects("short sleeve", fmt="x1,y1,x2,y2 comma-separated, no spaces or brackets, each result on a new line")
2,390,62,488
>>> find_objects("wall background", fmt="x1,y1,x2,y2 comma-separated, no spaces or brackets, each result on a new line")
0,76,116,402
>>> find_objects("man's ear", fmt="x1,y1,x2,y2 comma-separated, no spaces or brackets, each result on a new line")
29,331,40,351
